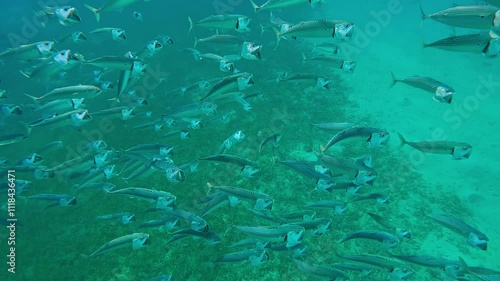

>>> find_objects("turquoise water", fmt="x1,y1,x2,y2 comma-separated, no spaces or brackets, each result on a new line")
1,0,499,280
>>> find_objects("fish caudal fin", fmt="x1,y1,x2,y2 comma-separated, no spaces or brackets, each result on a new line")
273,27,281,50
418,0,426,21
24,93,41,103
193,37,198,49
396,132,407,147
389,72,398,88
249,0,259,12
188,17,194,36
83,4,101,23
19,70,30,79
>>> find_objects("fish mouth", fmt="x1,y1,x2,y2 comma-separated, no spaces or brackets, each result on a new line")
77,33,87,41
68,198,77,205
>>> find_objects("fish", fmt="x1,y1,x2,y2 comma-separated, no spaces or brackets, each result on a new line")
0,41,54,61
233,224,304,247
420,4,499,29
278,160,339,187
391,255,459,268
315,151,375,175
293,259,349,280
25,85,102,101
0,131,30,147
311,122,357,130
194,34,243,48
321,126,390,151
350,193,390,204
82,233,150,258
29,109,92,128
288,217,331,235
259,133,281,154
459,257,500,281
90,27,126,41
166,228,221,245
84,0,151,22
35,141,64,155
427,213,488,250
397,133,472,160
58,32,87,44
302,53,357,73
207,183,274,210
162,209,208,232
164,102,217,119
188,14,251,34
277,73,330,89
276,19,355,47
215,249,269,265
35,6,81,26
367,212,412,238
390,73,455,104
83,56,138,70
340,230,399,248
32,99,85,117
338,254,408,269
199,154,260,177
19,61,65,81
138,218,179,229
76,165,116,189
145,274,173,281
27,194,77,209
331,262,374,275
249,0,323,12
96,212,136,224
107,187,176,202
305,200,347,215
423,32,494,54
126,143,174,156
201,73,254,101
198,192,229,217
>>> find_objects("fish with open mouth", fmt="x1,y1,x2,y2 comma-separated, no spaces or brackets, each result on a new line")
390,73,455,104
420,4,500,29
199,154,260,177
397,133,472,160
82,233,150,258
35,6,81,26
188,14,251,34
0,41,54,61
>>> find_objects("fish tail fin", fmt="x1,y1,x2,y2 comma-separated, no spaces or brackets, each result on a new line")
301,52,307,64
19,70,30,79
83,4,100,23
206,182,215,195
107,96,120,103
259,23,265,37
249,0,259,12
397,132,407,147
24,93,41,103
313,147,322,158
188,16,194,36
319,145,326,153
418,0,426,21
193,37,198,49
389,71,399,88
458,257,471,273
273,27,281,50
